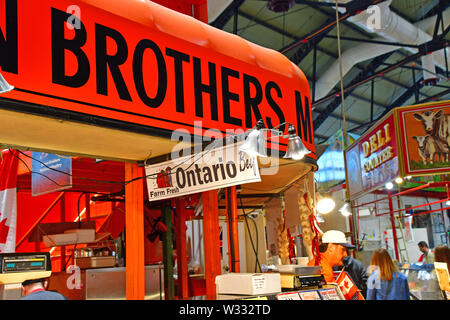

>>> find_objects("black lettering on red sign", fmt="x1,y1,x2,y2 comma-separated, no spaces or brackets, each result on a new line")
0,0,18,74
166,48,190,113
295,90,312,143
221,66,242,126
51,8,90,88
95,23,131,101
133,39,167,108
265,81,285,131
193,57,218,120
243,73,263,129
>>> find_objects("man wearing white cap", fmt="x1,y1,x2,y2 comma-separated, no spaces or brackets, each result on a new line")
307,230,355,283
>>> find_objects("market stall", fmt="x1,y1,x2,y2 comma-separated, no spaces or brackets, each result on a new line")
0,0,319,300
344,99,450,300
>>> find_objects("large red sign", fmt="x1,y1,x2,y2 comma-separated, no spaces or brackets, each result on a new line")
345,114,398,200
0,0,314,158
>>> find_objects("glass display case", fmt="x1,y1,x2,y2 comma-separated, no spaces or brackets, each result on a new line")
401,264,444,300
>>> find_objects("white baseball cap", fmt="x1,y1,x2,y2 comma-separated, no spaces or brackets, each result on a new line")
321,230,355,249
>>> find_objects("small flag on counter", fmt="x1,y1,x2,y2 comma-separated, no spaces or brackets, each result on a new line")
335,270,359,300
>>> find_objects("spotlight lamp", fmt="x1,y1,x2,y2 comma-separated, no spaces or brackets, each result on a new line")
283,124,310,160
239,119,267,157
316,197,335,214
0,72,14,94
239,120,311,160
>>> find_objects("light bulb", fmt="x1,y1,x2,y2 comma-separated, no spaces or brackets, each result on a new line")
446,200,450,206
317,197,335,214
395,177,403,184
386,182,394,190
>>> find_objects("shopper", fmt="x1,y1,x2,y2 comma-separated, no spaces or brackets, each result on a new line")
334,253,368,298
366,248,410,300
417,241,435,264
21,278,68,300
307,230,355,283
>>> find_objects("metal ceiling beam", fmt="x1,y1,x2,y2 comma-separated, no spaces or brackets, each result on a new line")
237,10,297,39
293,1,348,8
322,35,420,49
313,109,366,125
313,52,394,130
366,76,424,128
280,0,387,58
237,5,422,98
210,0,246,29
312,36,450,108
310,47,426,93
348,92,387,108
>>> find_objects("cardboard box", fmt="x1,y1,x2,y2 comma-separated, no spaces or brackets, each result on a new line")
74,256,116,269
215,273,281,295
64,229,96,243
43,233,77,247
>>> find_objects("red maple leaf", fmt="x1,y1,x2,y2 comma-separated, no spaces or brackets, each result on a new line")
344,280,349,289
0,218,10,244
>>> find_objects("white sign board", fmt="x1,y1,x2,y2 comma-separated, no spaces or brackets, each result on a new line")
145,141,261,201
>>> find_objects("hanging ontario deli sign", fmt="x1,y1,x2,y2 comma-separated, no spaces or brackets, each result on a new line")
145,141,261,201
344,113,399,200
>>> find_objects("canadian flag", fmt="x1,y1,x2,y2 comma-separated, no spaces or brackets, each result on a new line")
0,149,19,253
335,270,358,300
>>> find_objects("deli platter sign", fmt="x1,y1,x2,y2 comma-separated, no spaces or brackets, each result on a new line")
145,142,261,201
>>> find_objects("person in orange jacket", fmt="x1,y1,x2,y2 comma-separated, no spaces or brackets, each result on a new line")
307,230,355,283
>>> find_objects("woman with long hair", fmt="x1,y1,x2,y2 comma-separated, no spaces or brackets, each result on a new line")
366,248,410,300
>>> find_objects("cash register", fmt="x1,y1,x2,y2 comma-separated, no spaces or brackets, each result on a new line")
0,252,52,300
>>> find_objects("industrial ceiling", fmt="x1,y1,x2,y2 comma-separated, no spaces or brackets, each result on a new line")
207,0,450,144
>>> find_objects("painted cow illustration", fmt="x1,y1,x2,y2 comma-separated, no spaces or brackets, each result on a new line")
413,109,450,159
412,135,449,164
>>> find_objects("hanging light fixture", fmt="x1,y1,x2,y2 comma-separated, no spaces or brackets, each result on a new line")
317,196,335,214
239,120,311,160
239,119,267,157
283,124,310,160
0,72,13,94
339,201,352,217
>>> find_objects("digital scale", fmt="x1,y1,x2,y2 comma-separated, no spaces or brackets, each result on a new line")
277,265,326,290
280,273,327,290
0,252,52,300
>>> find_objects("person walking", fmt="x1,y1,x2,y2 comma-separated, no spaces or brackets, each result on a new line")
366,248,410,300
